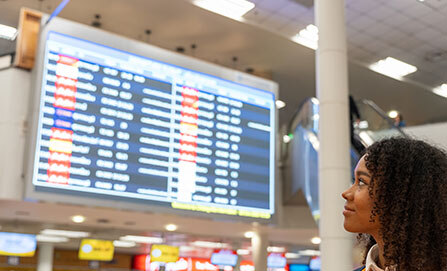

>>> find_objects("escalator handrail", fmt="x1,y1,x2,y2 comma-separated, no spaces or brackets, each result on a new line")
359,99,407,137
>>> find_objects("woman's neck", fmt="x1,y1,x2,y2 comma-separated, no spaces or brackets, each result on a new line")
371,234,386,269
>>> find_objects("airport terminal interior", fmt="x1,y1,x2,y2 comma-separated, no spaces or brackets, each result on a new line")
0,0,446,270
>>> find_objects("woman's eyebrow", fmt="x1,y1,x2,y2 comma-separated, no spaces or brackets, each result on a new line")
356,170,371,178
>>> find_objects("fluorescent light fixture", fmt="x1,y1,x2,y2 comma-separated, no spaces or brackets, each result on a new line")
71,215,86,223
113,240,136,248
369,57,417,80
300,250,321,256
0,24,18,40
192,241,228,249
40,229,90,238
165,224,178,232
387,110,399,119
36,235,69,243
244,231,255,238
311,236,321,245
267,246,286,253
285,252,301,259
433,84,447,98
275,100,286,109
193,0,255,21
120,235,163,244
292,24,319,50
237,249,250,255
358,120,369,129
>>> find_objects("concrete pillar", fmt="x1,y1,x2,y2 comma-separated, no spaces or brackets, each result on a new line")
37,243,54,271
315,0,353,271
251,231,268,271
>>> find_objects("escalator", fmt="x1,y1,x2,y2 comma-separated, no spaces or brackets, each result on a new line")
280,97,406,222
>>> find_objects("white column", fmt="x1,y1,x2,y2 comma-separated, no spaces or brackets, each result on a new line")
315,0,352,271
251,231,268,271
37,243,54,271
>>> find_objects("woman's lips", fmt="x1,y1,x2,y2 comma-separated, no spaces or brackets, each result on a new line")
343,206,355,215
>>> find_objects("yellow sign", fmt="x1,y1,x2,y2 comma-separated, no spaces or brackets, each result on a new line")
78,239,114,261
150,245,179,263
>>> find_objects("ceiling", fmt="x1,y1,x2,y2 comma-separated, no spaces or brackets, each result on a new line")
0,0,445,254
0,0,447,126
0,200,317,259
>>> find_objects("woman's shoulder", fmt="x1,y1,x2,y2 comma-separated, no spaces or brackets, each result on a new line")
353,266,365,271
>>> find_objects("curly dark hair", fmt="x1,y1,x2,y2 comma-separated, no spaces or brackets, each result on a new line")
358,137,447,271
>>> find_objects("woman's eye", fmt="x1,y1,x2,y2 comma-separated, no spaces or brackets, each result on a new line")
358,178,367,186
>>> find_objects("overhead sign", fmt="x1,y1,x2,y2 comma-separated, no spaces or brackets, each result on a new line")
210,249,238,267
0,232,36,257
267,253,287,268
78,239,114,261
150,245,179,263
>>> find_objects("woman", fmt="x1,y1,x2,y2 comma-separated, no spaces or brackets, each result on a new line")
342,137,447,271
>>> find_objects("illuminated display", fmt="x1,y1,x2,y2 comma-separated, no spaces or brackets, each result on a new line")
0,232,36,257
32,32,275,219
78,239,114,261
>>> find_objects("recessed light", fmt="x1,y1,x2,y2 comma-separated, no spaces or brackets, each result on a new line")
311,236,321,245
369,57,417,80
244,231,255,238
387,110,399,119
40,229,90,238
71,215,86,223
165,224,178,232
192,0,255,21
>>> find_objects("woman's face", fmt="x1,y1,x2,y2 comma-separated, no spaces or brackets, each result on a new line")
342,155,380,235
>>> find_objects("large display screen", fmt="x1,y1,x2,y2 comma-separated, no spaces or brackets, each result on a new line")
31,32,276,219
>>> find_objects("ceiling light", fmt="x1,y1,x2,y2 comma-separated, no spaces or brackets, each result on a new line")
292,24,319,50
71,215,86,223
36,235,69,243
311,237,321,245
192,241,228,249
244,231,255,238
275,100,286,109
165,224,178,232
387,110,399,118
40,229,90,238
0,24,18,41
433,84,447,98
113,240,136,248
369,57,417,80
180,246,196,252
285,252,301,259
237,249,250,255
298,249,321,256
193,0,255,21
119,235,163,244
267,246,286,253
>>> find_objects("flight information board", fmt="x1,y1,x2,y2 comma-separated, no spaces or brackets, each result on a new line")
31,32,275,219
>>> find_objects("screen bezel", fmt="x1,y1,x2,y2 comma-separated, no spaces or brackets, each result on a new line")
23,14,279,223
